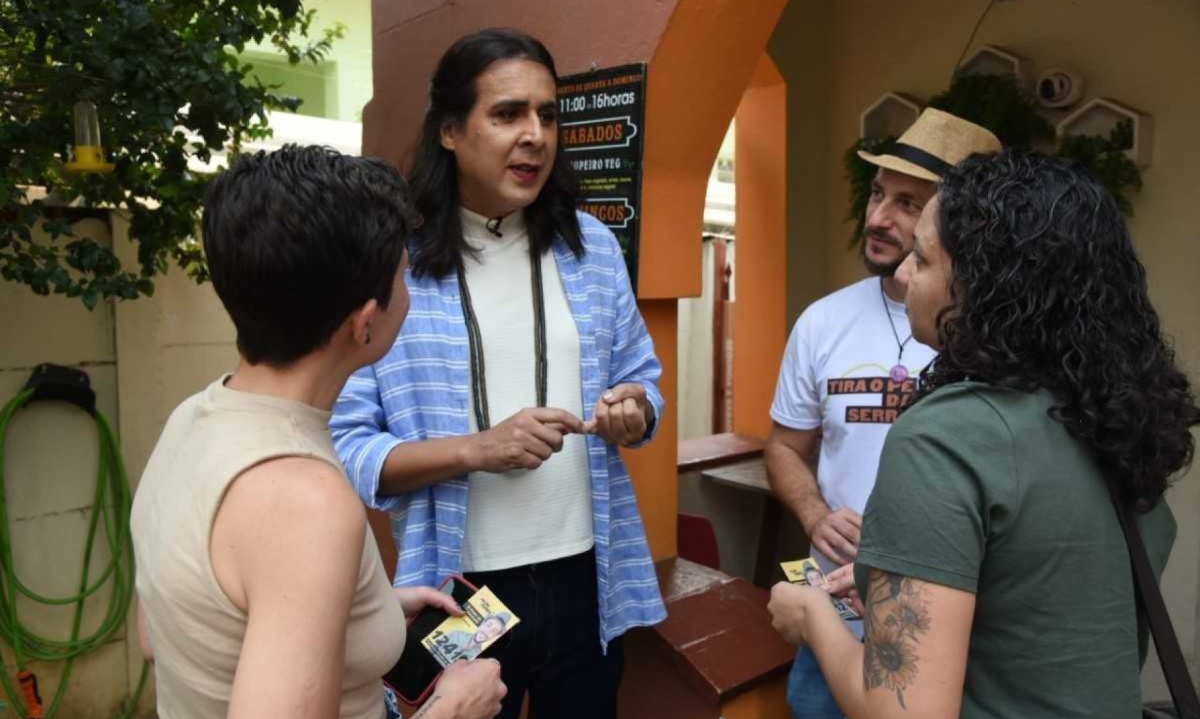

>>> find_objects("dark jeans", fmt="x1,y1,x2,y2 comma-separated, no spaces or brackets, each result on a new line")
786,645,843,719
464,549,624,719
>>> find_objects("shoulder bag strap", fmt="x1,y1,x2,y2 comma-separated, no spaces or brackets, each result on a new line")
1112,500,1200,719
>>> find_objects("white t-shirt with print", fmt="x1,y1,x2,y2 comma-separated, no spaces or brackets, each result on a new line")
770,276,936,576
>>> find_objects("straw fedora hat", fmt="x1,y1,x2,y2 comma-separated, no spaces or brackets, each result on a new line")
858,108,1001,182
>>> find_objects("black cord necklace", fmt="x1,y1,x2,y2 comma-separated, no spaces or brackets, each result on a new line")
456,218,548,431
879,278,913,382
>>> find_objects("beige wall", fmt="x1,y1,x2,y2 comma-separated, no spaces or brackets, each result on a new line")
770,0,834,324
111,213,239,488
0,216,139,717
771,0,1200,698
113,212,240,715
0,213,237,717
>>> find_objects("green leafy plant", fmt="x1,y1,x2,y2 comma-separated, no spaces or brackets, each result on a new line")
844,135,895,247
927,74,1054,149
1,0,342,308
1057,119,1142,216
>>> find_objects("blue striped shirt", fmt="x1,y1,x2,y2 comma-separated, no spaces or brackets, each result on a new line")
331,212,667,647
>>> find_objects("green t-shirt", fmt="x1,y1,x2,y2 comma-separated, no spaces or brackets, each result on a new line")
855,382,1176,719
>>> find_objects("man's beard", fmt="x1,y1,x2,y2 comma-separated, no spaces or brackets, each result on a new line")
859,233,904,277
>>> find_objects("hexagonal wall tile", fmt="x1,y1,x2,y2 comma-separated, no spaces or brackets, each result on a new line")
1056,98,1153,168
955,45,1027,86
859,92,922,139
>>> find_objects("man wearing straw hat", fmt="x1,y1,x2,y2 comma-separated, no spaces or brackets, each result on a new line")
764,109,1000,718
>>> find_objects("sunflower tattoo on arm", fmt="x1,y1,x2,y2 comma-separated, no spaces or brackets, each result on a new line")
863,570,932,710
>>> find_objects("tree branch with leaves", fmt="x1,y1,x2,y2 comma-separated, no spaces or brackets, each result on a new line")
1,0,342,308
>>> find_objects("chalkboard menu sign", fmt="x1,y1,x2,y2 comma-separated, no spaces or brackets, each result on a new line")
557,63,646,289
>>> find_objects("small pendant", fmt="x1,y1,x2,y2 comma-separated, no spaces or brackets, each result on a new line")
889,364,909,382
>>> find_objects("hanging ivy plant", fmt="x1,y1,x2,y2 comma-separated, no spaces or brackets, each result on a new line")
1057,118,1142,216
843,73,1143,248
927,74,1054,149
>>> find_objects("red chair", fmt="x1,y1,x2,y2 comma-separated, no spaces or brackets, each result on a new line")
677,513,720,570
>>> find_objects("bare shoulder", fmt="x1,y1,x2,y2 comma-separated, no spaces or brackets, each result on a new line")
213,457,365,609
226,456,364,523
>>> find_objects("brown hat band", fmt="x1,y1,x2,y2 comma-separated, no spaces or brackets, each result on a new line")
882,142,953,178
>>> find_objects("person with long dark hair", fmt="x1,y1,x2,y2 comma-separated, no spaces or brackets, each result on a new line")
768,149,1198,717
331,28,665,719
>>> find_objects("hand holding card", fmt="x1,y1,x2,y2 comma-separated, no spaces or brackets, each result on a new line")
421,587,520,667
385,577,521,707
430,657,506,719
780,557,861,621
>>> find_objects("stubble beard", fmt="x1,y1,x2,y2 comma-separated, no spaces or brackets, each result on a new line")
860,235,903,278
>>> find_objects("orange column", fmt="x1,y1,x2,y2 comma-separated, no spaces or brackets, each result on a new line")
732,55,788,439
629,0,789,560
621,301,677,560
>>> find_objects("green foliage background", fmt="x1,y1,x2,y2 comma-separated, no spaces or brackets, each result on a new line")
927,74,1054,149
1,0,341,308
1056,118,1142,216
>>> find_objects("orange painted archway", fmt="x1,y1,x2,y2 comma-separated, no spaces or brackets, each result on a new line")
732,54,788,438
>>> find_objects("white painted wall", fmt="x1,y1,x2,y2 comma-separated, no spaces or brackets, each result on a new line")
677,238,718,442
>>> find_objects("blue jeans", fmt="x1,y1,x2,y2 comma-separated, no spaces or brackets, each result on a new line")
786,646,843,719
384,685,402,719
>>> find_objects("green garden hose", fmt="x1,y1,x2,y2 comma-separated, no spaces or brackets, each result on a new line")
0,385,148,719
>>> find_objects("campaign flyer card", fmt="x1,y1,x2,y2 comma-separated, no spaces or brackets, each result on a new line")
781,557,822,585
420,586,520,667
780,557,861,621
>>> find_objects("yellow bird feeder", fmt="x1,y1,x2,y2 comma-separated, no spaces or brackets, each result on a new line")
64,101,115,174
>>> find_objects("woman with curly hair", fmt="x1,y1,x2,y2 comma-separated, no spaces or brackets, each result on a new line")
768,149,1198,718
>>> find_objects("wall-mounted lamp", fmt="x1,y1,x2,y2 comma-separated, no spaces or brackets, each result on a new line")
64,101,115,174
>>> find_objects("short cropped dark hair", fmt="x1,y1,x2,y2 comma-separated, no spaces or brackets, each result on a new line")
202,145,419,366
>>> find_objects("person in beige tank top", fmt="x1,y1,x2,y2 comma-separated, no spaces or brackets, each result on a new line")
131,146,506,719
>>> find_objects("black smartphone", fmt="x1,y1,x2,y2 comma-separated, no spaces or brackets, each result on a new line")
383,575,478,705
